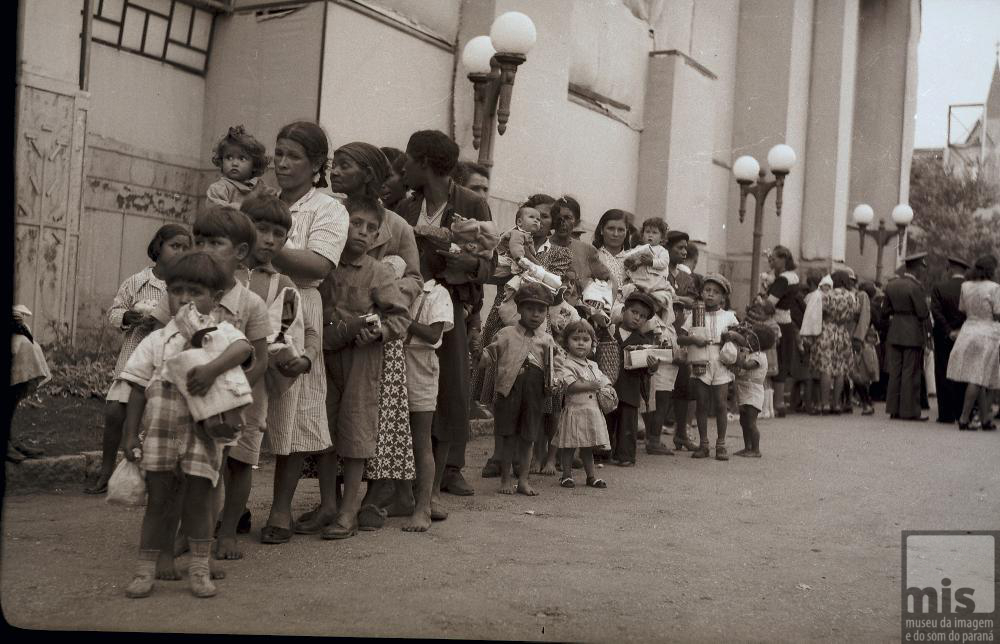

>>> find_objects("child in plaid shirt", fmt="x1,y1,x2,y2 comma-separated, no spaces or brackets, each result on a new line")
121,251,257,600
87,224,191,494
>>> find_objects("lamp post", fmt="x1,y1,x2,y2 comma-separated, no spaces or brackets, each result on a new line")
460,11,536,169
733,144,797,301
847,203,914,284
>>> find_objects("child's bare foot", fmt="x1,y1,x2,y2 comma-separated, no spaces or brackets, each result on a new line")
402,508,432,532
125,574,155,599
515,481,538,496
214,536,242,560
498,479,515,495
155,552,180,580
210,561,226,580
429,499,449,521
529,461,541,475
748,450,762,458
539,461,557,476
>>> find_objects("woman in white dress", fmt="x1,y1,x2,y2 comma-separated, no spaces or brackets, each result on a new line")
946,255,1000,430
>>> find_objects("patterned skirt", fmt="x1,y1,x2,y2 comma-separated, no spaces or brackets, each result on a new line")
364,339,416,480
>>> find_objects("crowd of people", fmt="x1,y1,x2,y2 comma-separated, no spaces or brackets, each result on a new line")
67,121,999,600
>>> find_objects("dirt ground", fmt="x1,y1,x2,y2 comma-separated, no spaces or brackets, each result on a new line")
9,394,105,457
3,405,999,640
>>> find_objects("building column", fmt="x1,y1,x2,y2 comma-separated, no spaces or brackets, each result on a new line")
845,0,920,283
800,0,860,267
727,0,814,309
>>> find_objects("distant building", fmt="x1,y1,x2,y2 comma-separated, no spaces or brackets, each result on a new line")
945,59,1000,178
15,0,919,342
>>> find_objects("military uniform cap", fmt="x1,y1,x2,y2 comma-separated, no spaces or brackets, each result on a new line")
947,256,970,269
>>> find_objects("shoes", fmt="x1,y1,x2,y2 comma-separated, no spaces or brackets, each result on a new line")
958,420,974,431
6,445,26,464
691,446,710,459
774,409,786,418
322,516,359,540
441,470,475,496
645,443,674,456
11,442,44,458
358,504,387,531
260,525,292,544
981,422,996,431
715,446,729,461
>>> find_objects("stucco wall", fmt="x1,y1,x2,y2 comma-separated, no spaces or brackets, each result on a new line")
319,2,454,151
18,0,82,87
202,3,324,166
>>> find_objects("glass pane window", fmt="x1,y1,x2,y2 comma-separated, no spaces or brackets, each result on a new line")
91,0,217,75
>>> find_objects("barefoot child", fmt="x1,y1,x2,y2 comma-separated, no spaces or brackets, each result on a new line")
214,194,316,554
149,207,272,569
119,251,256,599
207,126,271,208
480,282,561,496
607,292,660,466
680,274,741,460
401,273,454,531
88,225,191,494
555,320,615,489
734,324,775,458
320,196,410,539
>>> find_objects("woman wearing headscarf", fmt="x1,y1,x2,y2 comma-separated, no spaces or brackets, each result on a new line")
294,141,423,537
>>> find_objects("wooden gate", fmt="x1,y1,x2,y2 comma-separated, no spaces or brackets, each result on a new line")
14,71,88,344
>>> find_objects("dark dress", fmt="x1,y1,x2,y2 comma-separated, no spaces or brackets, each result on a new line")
930,274,967,422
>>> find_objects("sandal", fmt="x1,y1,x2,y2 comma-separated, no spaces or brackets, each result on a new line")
260,525,292,544
559,477,575,488
358,504,387,531
585,477,607,489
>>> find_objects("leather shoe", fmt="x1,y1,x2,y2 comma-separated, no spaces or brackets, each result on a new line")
441,470,475,496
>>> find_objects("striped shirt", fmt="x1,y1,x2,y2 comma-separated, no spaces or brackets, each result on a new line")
109,266,167,378
283,188,349,289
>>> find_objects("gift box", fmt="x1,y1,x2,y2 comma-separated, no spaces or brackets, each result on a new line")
624,346,673,369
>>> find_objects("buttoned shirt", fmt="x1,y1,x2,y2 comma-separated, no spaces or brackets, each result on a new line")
482,323,560,397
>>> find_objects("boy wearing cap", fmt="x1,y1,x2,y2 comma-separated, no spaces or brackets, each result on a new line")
607,291,660,466
680,274,741,460
479,282,562,496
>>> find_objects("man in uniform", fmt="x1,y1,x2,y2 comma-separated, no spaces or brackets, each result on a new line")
881,253,932,421
929,256,969,424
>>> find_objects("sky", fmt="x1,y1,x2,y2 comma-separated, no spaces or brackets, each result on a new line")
914,0,1000,149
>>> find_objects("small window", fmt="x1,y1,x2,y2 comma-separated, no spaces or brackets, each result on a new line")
90,0,217,75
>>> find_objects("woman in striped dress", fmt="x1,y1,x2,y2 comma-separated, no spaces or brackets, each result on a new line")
85,224,191,494
260,122,349,540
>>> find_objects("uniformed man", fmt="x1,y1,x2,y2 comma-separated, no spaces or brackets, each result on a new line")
881,252,932,421
930,256,969,423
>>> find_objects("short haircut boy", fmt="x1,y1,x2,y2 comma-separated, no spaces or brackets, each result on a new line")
193,205,258,256
241,194,293,231
163,251,229,292
343,195,385,223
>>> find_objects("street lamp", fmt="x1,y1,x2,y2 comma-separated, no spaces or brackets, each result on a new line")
460,11,536,169
848,203,913,284
733,144,797,300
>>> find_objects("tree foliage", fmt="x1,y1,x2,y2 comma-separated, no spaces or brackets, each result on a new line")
907,155,1000,280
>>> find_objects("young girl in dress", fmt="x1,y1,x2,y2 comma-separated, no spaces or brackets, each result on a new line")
87,224,191,494
555,320,614,489
207,126,271,208
733,324,776,458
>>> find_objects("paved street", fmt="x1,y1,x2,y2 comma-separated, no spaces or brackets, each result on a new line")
3,404,999,640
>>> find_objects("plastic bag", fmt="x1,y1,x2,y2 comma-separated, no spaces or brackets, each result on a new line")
106,459,147,507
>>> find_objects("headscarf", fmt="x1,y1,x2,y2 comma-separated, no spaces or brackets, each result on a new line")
335,142,392,198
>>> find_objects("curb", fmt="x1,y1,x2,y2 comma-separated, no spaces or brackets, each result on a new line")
6,420,497,495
